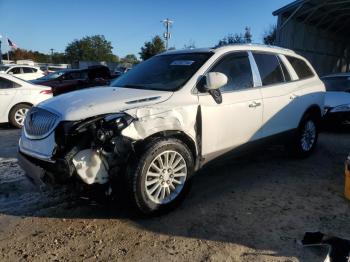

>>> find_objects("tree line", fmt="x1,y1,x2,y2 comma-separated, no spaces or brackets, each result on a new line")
2,26,277,65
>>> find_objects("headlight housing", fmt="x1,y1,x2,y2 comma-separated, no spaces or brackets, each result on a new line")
96,113,134,143
330,104,350,113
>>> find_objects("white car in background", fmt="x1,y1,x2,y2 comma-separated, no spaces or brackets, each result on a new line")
321,73,350,125
0,65,45,80
0,73,52,128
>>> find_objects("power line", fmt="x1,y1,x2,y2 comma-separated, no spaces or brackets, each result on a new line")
161,18,173,50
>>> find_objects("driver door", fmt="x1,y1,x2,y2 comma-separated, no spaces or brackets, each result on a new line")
198,52,263,163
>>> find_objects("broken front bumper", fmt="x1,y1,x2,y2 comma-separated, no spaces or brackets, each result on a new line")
18,152,47,188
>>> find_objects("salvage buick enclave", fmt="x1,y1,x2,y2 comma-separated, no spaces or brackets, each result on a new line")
18,44,325,214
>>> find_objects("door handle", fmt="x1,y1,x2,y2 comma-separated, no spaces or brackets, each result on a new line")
248,101,261,108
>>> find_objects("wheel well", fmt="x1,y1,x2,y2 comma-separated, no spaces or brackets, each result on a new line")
135,131,198,161
8,102,33,121
302,105,322,124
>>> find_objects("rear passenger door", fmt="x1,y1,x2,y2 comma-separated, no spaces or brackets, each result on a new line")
253,52,303,137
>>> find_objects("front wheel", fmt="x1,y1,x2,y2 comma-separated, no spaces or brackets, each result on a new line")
126,138,194,215
288,113,319,158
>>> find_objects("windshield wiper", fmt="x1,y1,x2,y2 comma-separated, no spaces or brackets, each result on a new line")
122,84,148,89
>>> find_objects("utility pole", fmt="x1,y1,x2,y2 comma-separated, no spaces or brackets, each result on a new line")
0,36,2,65
50,48,54,63
162,18,173,50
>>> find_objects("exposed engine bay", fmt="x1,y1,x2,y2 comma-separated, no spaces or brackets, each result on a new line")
52,113,135,185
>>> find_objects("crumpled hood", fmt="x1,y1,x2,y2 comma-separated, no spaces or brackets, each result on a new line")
325,91,350,108
38,86,173,121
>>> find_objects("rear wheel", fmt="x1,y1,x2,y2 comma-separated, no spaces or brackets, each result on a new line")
9,104,31,128
289,113,319,158
126,138,194,215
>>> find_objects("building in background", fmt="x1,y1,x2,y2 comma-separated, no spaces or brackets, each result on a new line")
273,0,350,76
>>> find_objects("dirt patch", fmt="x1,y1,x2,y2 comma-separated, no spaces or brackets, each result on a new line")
0,128,349,261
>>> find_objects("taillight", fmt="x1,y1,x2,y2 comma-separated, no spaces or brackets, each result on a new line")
40,89,52,94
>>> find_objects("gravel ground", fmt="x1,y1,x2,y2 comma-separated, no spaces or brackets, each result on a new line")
0,124,349,262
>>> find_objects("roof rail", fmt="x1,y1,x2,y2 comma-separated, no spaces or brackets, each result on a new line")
214,43,296,53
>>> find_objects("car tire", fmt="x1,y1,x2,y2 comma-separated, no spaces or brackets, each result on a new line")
126,138,194,215
9,104,31,129
288,112,319,158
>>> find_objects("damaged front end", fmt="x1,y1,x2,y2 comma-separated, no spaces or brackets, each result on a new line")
19,108,135,188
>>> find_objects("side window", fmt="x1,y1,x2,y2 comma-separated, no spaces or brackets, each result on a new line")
0,77,19,89
210,52,253,92
9,67,21,74
70,72,82,79
22,67,34,73
278,56,291,82
286,56,314,80
253,53,284,86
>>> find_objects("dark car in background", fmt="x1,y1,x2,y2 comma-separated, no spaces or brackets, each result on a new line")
32,65,116,96
321,73,350,126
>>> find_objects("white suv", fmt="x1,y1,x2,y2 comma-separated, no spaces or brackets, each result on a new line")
0,65,45,80
18,44,325,214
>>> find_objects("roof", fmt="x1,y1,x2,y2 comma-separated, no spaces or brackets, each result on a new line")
6,64,39,68
273,0,350,35
162,44,296,56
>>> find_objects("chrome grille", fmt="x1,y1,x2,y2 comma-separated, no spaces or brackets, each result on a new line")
24,107,60,139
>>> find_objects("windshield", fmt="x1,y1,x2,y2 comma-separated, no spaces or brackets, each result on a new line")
111,52,213,91
37,70,67,80
322,77,350,92
0,66,10,72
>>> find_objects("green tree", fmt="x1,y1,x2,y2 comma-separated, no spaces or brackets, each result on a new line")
51,52,68,64
244,27,252,43
120,54,139,65
183,40,196,49
216,27,253,47
263,25,277,45
65,35,118,63
139,36,166,61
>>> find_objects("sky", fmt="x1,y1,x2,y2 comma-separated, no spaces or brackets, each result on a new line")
0,0,292,58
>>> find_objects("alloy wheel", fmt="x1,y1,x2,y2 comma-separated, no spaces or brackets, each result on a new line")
301,120,316,151
145,150,187,204
14,108,29,127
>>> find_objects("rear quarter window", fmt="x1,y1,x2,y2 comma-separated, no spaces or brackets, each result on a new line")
286,56,314,80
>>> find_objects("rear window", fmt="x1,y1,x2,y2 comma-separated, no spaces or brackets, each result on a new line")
286,56,314,80
322,77,350,92
0,77,20,88
253,53,284,86
22,67,34,73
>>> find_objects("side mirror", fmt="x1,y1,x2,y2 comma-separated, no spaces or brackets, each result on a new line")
197,72,227,104
8,72,14,75
206,72,228,90
197,72,228,93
